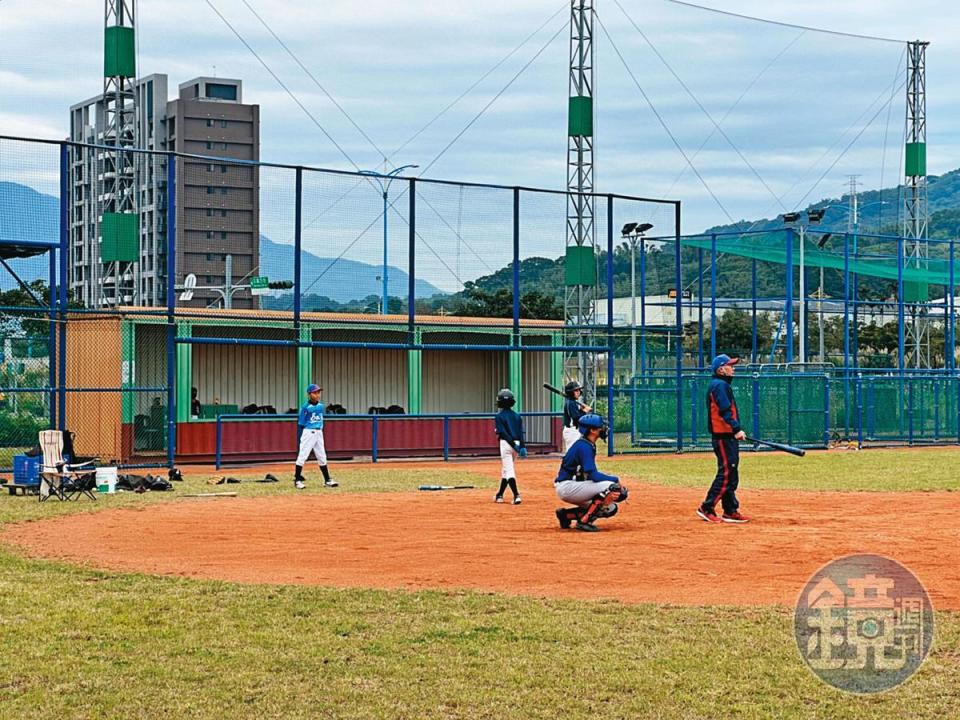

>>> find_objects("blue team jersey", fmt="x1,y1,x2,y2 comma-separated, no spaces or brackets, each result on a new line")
298,401,325,430
495,408,526,448
563,398,586,428
555,437,618,484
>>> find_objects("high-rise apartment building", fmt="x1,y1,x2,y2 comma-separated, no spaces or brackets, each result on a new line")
67,75,259,308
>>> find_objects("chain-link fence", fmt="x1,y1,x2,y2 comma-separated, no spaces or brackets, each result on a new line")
8,133,960,467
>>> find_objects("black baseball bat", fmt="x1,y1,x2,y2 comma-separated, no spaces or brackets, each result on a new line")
418,485,475,491
542,383,589,409
743,436,806,457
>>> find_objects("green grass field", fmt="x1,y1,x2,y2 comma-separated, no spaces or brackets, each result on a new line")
0,454,957,719
608,446,960,492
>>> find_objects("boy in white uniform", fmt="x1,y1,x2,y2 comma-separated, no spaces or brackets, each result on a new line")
294,383,338,489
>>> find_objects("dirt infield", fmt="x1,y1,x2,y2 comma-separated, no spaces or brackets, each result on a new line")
4,459,959,609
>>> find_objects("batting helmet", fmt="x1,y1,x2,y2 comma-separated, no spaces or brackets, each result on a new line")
564,380,584,398
496,388,516,409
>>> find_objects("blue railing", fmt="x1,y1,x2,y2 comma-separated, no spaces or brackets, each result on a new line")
214,411,563,469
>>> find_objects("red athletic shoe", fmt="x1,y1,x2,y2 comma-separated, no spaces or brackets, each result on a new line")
696,506,722,524
721,511,751,524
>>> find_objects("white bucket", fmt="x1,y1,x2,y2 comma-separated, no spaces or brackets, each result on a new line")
96,466,117,494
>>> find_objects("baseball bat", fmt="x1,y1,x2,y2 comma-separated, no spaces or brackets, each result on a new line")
418,485,475,491
542,383,589,409
743,436,806,457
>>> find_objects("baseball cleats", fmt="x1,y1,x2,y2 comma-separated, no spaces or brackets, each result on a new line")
555,508,572,529
512,496,522,505
722,511,751,524
575,520,600,532
294,480,306,490
324,479,339,488
494,495,505,503
696,506,722,523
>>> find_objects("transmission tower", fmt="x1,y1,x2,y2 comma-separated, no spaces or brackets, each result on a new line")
902,40,930,368
564,0,597,401
101,0,139,307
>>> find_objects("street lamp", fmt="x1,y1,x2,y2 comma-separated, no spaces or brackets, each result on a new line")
622,222,653,379
782,210,824,362
359,164,419,315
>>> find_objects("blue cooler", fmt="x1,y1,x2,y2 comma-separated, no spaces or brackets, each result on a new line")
13,455,41,486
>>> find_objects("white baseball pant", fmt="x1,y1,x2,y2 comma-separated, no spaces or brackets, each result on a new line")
296,428,327,466
562,426,581,453
499,439,518,478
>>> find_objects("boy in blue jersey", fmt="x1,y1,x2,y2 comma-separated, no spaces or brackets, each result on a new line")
554,414,628,532
493,388,526,504
696,354,750,524
294,383,338,490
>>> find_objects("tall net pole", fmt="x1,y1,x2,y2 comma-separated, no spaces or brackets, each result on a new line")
101,0,139,307
902,40,929,368
564,0,597,402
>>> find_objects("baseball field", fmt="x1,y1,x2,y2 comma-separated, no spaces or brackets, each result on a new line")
1,448,959,719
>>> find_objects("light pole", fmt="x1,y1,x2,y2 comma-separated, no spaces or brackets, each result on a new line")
783,210,825,363
622,222,653,379
803,201,891,363
359,164,419,315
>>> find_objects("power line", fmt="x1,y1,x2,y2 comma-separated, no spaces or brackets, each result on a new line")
597,14,736,223
659,0,906,45
613,0,787,213
663,29,808,199
392,3,568,160
418,21,568,178
240,0,390,165
204,0,362,172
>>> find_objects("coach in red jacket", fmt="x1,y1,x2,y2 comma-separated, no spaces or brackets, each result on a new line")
696,354,751,524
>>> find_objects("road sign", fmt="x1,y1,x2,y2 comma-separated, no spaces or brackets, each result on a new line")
179,273,197,302
250,276,269,296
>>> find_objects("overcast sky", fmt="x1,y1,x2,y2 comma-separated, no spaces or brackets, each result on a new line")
2,0,959,276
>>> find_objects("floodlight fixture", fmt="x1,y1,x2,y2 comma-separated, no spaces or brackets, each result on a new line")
816,233,833,249
782,212,801,224
637,222,654,233
621,222,638,236
807,209,826,224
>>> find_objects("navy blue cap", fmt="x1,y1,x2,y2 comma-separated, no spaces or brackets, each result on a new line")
710,354,739,374
305,383,322,393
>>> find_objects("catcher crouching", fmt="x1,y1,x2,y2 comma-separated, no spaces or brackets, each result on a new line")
554,413,628,532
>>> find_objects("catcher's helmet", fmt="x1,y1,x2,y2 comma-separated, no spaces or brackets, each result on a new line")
496,388,516,409
564,381,584,398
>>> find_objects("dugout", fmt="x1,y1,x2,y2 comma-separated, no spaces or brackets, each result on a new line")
63,308,564,465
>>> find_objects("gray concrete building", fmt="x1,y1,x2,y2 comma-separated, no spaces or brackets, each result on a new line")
67,75,260,309
167,78,260,310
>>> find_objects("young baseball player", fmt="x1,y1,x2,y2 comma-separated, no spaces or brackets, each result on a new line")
294,383,338,490
696,354,750,524
493,388,526,505
554,413,628,532
562,380,591,453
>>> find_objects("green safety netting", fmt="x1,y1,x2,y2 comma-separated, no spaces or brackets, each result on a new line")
681,234,954,286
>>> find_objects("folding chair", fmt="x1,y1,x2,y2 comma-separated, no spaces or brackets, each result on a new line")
38,430,98,502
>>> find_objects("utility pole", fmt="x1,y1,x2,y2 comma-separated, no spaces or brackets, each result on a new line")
101,0,139,307
564,0,597,403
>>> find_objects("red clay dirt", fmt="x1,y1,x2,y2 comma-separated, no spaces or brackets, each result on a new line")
3,459,959,609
